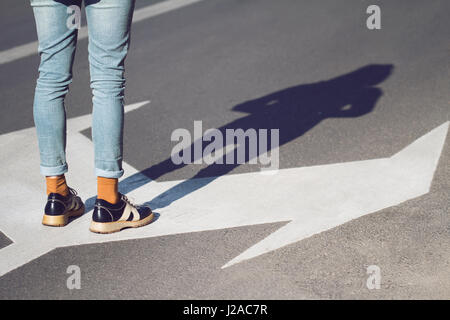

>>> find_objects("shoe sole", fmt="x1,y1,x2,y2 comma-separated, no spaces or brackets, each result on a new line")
89,212,155,234
42,205,85,227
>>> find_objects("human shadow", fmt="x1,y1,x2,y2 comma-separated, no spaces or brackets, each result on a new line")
116,64,393,210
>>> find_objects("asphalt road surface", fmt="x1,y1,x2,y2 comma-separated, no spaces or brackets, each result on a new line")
0,0,449,299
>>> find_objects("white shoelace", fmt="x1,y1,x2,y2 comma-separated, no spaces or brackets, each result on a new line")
122,195,138,208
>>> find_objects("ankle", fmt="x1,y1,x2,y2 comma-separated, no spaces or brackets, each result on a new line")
97,176,119,204
46,175,69,196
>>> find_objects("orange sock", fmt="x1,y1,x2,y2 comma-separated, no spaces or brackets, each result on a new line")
97,177,119,204
46,175,69,196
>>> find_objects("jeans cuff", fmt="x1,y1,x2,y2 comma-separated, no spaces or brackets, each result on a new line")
95,167,124,179
40,163,68,176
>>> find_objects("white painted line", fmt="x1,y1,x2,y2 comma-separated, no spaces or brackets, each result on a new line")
132,0,205,23
68,100,150,132
0,0,206,65
0,42,38,65
0,106,447,276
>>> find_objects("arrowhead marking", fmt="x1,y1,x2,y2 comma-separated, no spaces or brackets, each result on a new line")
0,119,448,276
221,121,449,268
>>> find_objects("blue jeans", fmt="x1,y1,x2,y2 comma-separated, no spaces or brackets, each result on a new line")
31,0,135,178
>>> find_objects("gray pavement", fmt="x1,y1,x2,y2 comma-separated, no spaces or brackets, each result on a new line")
0,0,449,299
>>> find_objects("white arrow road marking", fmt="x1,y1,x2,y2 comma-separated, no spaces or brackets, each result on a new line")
0,0,207,65
0,106,448,276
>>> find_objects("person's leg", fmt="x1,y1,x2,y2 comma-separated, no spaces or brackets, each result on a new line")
85,0,135,201
31,0,84,226
85,0,153,233
31,0,82,194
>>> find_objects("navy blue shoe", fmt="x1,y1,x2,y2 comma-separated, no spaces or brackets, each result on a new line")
42,188,84,227
90,193,154,234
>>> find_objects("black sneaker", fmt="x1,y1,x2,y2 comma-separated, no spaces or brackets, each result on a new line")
42,187,85,227
90,193,154,234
